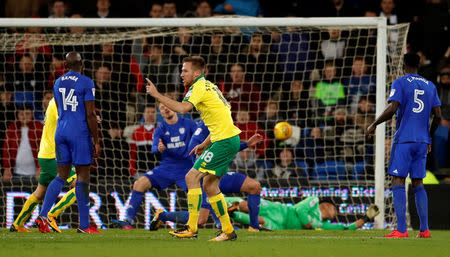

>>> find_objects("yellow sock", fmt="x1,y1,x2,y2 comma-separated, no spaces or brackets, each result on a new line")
48,187,76,218
14,194,40,227
186,188,202,232
209,193,234,234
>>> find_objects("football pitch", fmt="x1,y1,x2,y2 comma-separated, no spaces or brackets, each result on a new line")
1,229,449,257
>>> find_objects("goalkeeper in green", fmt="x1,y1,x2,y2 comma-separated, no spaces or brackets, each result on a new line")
226,196,379,230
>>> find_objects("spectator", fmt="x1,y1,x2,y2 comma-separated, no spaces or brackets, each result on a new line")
203,32,230,83
320,29,346,61
87,0,116,18
48,0,67,18
2,106,43,182
195,0,212,17
0,86,16,162
223,63,261,120
6,54,45,109
4,0,41,17
213,0,264,17
235,109,268,157
323,108,353,160
302,126,326,166
47,54,65,89
169,27,201,64
322,0,360,17
163,0,178,18
14,26,52,74
344,57,376,113
379,0,399,25
342,113,374,163
229,147,263,180
355,95,375,116
143,43,179,93
279,80,309,128
258,99,282,140
312,60,346,123
270,148,301,179
437,66,450,125
149,2,163,18
417,51,437,83
238,32,280,99
69,13,85,34
34,90,53,122
93,65,126,128
99,122,129,176
129,104,159,176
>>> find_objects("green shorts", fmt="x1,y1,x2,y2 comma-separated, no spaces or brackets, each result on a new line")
193,135,240,177
38,158,77,187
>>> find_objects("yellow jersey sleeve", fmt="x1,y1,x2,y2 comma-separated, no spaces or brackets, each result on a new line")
183,82,205,108
38,98,58,159
183,76,240,142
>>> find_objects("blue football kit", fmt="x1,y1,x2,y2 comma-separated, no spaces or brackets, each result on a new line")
53,70,95,166
387,73,441,178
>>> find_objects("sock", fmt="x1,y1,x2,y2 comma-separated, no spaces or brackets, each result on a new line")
392,185,407,233
186,188,202,232
14,194,40,227
210,207,222,229
40,177,65,218
209,193,234,234
48,187,76,218
75,181,90,230
248,194,261,229
413,185,429,232
125,190,144,224
159,211,189,224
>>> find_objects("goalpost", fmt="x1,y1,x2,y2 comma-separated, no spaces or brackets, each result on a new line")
0,17,409,230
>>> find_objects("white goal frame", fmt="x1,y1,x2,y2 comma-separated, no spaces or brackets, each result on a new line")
0,17,388,229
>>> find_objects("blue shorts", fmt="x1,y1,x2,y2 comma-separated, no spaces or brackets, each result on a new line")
55,133,93,166
143,166,189,191
219,172,247,194
388,142,427,179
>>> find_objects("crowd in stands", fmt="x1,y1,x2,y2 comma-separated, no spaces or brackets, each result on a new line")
0,0,449,184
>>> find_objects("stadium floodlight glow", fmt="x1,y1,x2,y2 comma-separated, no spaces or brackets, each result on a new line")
0,17,409,230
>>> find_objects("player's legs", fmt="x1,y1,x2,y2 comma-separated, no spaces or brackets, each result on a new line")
11,184,46,231
39,164,72,218
183,168,207,232
75,165,91,230
203,174,234,235
239,177,262,230
123,176,153,225
48,168,78,220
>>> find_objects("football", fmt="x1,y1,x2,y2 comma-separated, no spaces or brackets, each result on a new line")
274,121,293,140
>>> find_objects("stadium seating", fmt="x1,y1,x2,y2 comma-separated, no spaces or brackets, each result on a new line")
311,161,347,180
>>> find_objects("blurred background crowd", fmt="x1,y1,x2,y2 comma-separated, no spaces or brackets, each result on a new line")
0,0,448,185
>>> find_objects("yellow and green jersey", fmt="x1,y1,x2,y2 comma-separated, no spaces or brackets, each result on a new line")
183,75,241,142
38,98,58,159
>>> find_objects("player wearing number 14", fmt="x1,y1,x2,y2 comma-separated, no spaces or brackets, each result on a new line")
367,53,441,238
37,52,101,233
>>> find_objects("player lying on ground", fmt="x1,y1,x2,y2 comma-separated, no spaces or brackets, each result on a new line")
110,101,197,229
366,52,441,238
225,196,379,230
150,120,268,232
10,97,77,233
146,56,242,241
35,52,101,234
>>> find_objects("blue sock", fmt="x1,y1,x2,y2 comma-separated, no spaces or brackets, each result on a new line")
248,194,261,229
76,181,90,230
125,190,143,224
210,209,222,229
159,211,189,224
413,185,429,232
392,185,407,233
40,177,65,218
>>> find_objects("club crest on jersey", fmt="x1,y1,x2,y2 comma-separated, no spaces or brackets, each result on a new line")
165,131,170,136
185,90,192,98
179,127,185,134
194,128,202,136
389,89,396,97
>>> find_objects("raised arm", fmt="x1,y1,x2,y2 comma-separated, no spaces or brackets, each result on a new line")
145,78,193,114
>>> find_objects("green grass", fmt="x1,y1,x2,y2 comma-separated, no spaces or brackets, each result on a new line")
1,229,449,257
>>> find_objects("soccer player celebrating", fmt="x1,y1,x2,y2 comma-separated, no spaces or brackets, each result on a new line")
150,121,266,232
10,97,77,233
110,101,197,229
35,52,101,234
146,56,241,241
225,196,380,230
366,52,442,238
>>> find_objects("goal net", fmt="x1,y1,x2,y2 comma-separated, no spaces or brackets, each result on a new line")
0,18,409,230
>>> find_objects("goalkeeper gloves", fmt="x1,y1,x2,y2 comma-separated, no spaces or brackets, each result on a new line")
363,204,380,222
